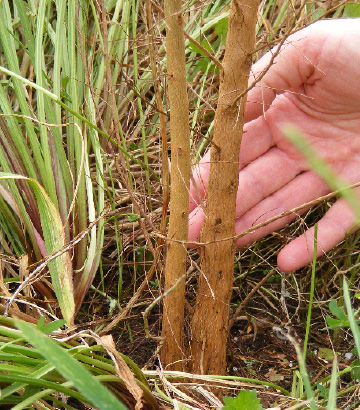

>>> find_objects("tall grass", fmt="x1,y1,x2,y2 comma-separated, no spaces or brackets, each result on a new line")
0,0,359,409
0,0,108,323
0,316,158,409
0,0,233,323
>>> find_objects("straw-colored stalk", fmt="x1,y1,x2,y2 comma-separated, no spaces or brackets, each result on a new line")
190,0,259,375
160,0,190,371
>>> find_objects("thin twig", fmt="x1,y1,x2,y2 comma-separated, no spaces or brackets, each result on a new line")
142,273,187,342
100,255,159,335
229,269,275,328
161,181,360,247
183,30,223,74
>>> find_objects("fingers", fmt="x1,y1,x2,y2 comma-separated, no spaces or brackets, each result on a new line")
188,206,205,244
276,160,360,271
189,116,277,240
188,146,300,243
234,171,330,247
189,150,211,212
235,159,360,272
189,25,316,212
277,195,360,272
189,169,326,245
189,114,274,212
235,147,301,217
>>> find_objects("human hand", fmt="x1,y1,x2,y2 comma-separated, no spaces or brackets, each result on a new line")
188,19,360,272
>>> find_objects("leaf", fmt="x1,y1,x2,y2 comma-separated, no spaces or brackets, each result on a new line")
27,177,75,325
0,172,75,325
15,321,128,410
350,359,360,380
100,335,143,408
215,18,228,44
266,369,284,382
328,300,347,321
41,319,67,334
318,348,335,362
36,316,46,330
343,4,360,17
325,316,349,329
188,39,212,56
223,390,264,410
324,299,359,329
126,213,140,222
317,383,328,399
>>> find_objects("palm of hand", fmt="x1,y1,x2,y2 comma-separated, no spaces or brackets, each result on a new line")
189,19,360,271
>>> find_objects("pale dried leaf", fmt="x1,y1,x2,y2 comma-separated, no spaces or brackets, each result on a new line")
100,335,144,410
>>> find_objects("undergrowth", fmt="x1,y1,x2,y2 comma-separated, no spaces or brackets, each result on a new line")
0,0,359,409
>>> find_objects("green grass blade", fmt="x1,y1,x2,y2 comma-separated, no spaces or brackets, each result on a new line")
66,0,88,269
15,320,129,410
13,0,36,63
0,362,55,400
0,1,45,176
0,65,158,180
73,94,105,308
0,172,75,324
294,347,317,410
131,0,150,195
27,177,75,324
283,125,360,221
303,224,318,358
0,373,87,405
0,140,43,258
327,356,338,410
33,0,58,207
343,278,360,357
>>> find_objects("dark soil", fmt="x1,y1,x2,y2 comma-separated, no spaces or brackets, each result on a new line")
82,244,359,409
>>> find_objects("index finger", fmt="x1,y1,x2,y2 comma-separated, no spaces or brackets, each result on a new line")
189,114,274,211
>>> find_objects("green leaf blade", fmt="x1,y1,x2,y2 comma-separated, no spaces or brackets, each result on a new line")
223,390,264,410
15,321,128,410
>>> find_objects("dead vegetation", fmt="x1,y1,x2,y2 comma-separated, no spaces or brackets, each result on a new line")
1,0,360,408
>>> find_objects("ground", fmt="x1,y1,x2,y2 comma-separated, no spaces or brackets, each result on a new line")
83,209,360,408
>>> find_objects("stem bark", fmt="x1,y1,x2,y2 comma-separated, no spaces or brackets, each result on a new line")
190,0,259,375
160,0,190,371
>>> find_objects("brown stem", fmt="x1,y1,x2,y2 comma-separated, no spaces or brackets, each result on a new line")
160,0,191,371
189,0,259,376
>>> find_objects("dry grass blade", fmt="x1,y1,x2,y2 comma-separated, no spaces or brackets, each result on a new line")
0,0,359,409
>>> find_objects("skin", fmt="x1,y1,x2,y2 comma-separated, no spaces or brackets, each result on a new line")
188,19,360,272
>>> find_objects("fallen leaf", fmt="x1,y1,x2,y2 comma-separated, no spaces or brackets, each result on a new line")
266,369,285,382
100,335,144,410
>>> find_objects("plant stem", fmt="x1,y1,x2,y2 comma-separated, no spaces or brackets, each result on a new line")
303,224,318,359
160,0,190,371
190,0,259,376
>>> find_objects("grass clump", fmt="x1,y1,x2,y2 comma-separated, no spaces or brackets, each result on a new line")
0,316,158,409
0,0,359,409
